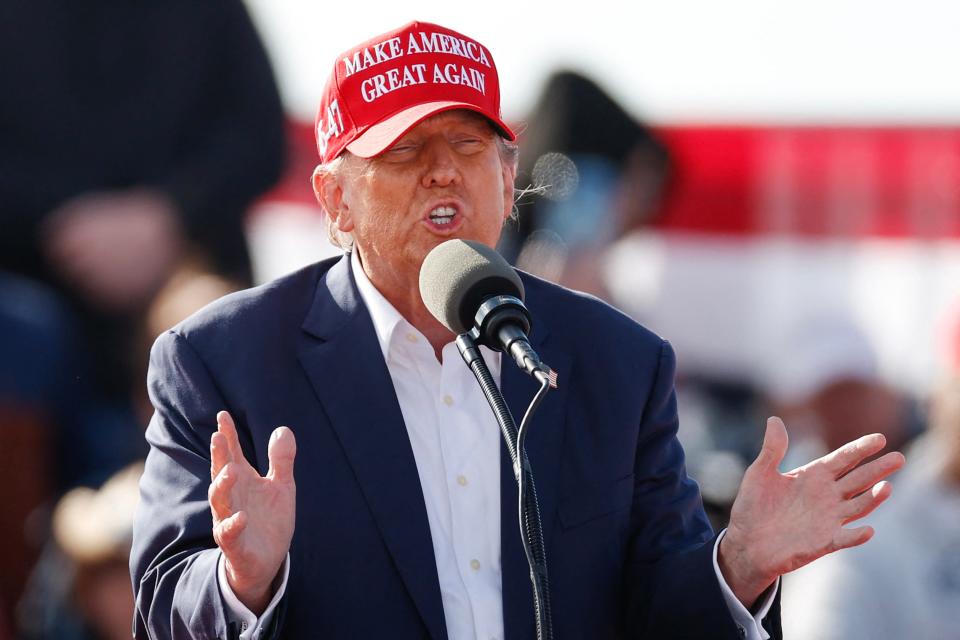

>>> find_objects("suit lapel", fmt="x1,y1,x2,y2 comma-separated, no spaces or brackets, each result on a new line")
500,281,572,640
298,255,447,640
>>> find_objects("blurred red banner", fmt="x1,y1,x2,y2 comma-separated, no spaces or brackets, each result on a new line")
267,120,960,239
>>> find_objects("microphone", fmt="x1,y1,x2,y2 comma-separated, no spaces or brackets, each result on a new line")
422,240,557,640
419,239,554,384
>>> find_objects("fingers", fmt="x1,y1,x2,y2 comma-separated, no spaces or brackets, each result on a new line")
842,480,893,524
267,427,297,483
212,410,244,483
837,451,905,498
822,433,888,478
217,411,246,464
833,524,875,550
213,510,248,550
752,416,789,472
209,462,240,522
210,431,231,481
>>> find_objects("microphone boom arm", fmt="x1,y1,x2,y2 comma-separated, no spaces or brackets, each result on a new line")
456,333,555,640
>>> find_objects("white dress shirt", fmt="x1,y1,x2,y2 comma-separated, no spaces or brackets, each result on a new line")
220,251,777,639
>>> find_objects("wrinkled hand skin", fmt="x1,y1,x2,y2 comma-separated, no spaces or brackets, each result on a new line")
208,411,297,615
718,416,905,608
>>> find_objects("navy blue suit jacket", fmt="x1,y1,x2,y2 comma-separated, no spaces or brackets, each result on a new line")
131,253,780,639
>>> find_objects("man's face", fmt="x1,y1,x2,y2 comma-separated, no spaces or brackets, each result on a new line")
320,110,516,295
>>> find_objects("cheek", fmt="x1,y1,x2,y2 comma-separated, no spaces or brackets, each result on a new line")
363,176,412,220
346,180,391,235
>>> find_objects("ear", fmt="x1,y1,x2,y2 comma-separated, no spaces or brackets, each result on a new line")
500,154,518,221
313,165,354,233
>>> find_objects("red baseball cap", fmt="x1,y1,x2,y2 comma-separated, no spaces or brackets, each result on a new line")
314,21,516,164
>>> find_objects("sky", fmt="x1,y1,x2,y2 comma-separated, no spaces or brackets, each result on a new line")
245,0,960,125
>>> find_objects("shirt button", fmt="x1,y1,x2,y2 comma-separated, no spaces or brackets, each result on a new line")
470,559,481,571
406,332,418,343
457,475,468,486
442,394,454,406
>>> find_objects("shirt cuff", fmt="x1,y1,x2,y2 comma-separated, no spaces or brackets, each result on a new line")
217,551,290,640
713,529,779,640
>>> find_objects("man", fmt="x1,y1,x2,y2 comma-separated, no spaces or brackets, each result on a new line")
131,21,904,639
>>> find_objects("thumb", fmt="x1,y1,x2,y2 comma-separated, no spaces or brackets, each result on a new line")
752,416,789,472
267,426,297,482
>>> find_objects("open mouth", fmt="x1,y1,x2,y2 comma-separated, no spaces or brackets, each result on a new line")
425,205,461,231
429,205,457,225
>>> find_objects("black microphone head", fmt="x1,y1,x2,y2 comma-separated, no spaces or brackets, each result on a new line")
419,239,524,335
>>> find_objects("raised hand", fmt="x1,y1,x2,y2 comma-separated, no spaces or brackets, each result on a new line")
209,410,297,614
718,416,905,608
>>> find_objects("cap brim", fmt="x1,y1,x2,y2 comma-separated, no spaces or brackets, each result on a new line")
345,101,516,159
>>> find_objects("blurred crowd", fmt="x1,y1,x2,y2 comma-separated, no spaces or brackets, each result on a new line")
2,4,959,640
0,1,283,638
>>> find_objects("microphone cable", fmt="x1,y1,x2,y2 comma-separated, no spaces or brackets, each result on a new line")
455,334,555,640
517,373,554,640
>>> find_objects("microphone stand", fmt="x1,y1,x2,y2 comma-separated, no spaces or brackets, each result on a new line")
456,333,554,640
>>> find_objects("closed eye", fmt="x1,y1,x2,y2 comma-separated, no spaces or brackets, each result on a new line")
453,137,486,153
383,143,420,161
388,143,418,153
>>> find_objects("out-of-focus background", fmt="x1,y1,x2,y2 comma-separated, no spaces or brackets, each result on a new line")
2,1,959,638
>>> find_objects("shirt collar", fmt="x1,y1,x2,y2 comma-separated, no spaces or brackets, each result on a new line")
350,250,501,376
350,250,408,362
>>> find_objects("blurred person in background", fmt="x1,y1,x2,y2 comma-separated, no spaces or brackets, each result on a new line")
0,1,284,636
0,0,285,428
503,70,670,297
781,368,960,639
18,462,143,640
0,274,134,631
2,271,235,640
764,316,911,471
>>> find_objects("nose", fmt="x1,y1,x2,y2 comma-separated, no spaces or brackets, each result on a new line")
420,138,461,188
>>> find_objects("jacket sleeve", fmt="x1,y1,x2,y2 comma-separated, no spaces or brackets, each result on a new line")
623,339,781,638
130,329,283,640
